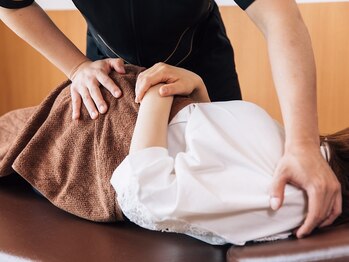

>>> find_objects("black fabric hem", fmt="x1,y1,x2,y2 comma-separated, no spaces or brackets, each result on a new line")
235,0,256,10
0,0,34,9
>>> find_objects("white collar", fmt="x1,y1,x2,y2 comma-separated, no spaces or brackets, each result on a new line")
320,141,330,162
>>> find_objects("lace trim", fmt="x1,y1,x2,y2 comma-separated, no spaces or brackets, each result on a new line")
253,232,291,243
117,173,292,245
116,174,228,245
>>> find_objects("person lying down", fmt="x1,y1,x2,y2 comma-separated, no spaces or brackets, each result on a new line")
111,65,349,246
0,64,348,246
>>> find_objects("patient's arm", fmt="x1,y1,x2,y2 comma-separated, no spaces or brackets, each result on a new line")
135,63,210,103
130,65,211,153
129,85,174,153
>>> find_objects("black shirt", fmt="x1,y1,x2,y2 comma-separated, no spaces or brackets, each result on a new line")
0,0,256,101
0,1,254,65
0,0,254,10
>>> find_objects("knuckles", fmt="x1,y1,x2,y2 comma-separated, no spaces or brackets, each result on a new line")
113,58,124,66
311,214,322,223
81,93,90,101
333,208,342,217
97,74,109,84
155,62,169,73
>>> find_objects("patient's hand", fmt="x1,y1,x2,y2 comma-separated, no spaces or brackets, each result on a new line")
135,63,210,103
69,58,126,120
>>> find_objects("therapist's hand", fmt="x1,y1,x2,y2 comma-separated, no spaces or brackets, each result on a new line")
270,143,342,238
69,58,125,120
135,63,209,103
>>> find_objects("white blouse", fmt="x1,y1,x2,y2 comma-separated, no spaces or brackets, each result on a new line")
110,101,309,245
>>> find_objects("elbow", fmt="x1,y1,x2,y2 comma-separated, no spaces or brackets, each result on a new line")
246,0,307,41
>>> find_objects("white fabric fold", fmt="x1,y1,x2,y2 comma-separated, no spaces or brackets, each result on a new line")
111,101,307,245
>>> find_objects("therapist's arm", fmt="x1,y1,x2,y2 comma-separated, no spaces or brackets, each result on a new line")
130,84,174,153
245,0,341,238
0,3,125,119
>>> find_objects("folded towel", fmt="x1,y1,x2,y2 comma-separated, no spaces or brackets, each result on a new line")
0,65,193,222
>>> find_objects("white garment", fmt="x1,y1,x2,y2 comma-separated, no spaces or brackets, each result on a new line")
111,101,308,245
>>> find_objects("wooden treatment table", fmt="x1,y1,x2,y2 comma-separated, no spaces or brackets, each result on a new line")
1,175,349,262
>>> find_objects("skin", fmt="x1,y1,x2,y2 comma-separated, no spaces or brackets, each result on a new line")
0,0,341,238
130,85,173,153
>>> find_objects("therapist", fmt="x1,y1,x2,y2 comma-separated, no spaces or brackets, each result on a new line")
0,0,342,239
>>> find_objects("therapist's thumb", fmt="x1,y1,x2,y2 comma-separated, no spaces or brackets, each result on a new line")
269,173,287,211
159,83,184,96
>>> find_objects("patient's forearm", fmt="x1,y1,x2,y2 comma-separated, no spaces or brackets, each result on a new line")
0,3,89,78
130,85,174,153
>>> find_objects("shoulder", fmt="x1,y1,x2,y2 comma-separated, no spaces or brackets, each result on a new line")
194,101,284,139
197,100,272,120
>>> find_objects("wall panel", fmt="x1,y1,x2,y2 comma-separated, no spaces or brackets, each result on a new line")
0,11,86,114
221,2,349,133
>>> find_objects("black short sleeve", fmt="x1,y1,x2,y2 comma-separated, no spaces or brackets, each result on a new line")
234,0,255,10
0,0,34,9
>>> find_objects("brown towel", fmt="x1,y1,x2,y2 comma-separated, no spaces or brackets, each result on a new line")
0,65,193,222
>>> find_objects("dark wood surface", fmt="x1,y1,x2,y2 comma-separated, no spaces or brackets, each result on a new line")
0,175,229,262
2,175,349,262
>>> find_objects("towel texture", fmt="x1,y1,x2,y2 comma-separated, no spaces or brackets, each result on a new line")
0,65,193,222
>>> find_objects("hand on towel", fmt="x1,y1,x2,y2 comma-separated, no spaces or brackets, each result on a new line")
135,63,210,103
69,58,126,120
269,144,342,239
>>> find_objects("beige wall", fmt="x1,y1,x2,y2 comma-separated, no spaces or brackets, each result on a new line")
221,2,349,134
0,3,348,133
0,11,86,114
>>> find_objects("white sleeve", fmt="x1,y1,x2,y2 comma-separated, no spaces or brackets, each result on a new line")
110,147,179,229
110,146,230,245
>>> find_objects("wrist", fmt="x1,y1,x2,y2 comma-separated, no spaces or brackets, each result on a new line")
68,58,91,80
285,137,320,153
141,85,174,108
284,123,320,151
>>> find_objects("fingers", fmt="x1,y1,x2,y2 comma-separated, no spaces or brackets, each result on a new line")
295,182,334,238
88,80,108,114
135,71,157,103
135,63,169,103
69,58,127,119
71,88,82,120
296,171,341,237
135,63,204,103
270,148,342,239
109,58,125,74
71,79,107,120
319,187,342,228
295,188,325,238
158,83,191,97
95,70,122,98
269,168,287,211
